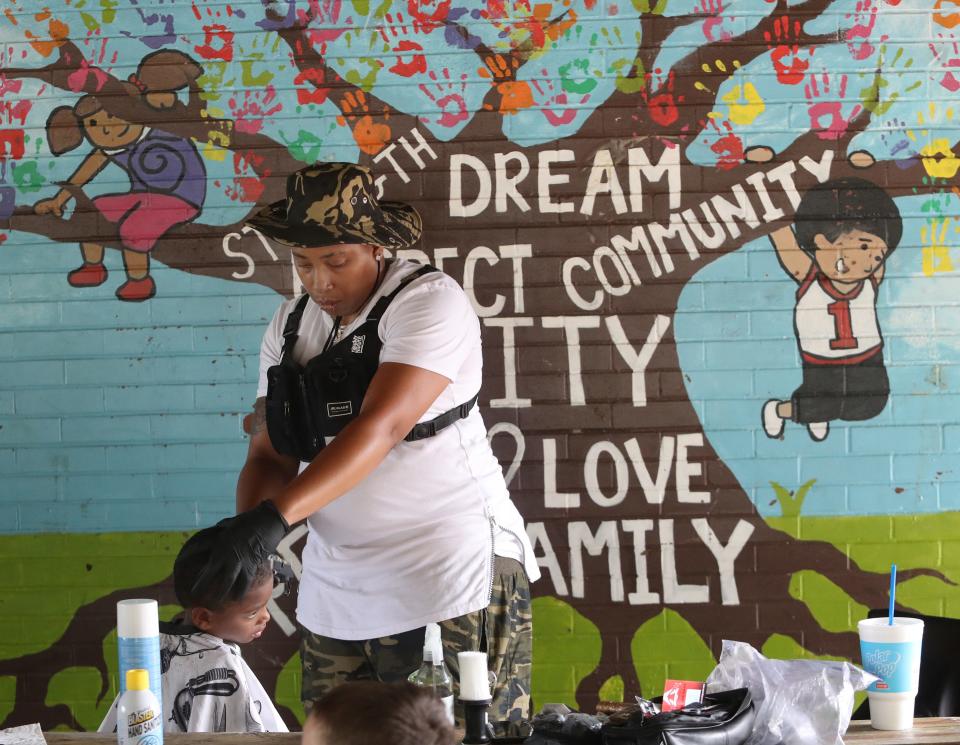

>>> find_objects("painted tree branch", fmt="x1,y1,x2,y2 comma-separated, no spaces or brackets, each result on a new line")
432,23,526,116
643,13,708,73
516,9,575,64
668,0,837,119
444,9,574,121
837,68,882,157
1,41,303,180
278,4,573,139
274,21,422,159
600,0,837,136
2,198,291,295
0,579,172,730
780,535,953,604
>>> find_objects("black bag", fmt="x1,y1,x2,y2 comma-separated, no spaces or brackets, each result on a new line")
526,707,605,745
601,689,755,745
265,316,379,460
265,265,477,461
266,266,434,462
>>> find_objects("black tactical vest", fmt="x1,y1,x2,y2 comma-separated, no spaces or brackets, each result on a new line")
265,265,478,461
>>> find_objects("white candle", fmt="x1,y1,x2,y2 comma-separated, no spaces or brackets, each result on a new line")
458,651,491,701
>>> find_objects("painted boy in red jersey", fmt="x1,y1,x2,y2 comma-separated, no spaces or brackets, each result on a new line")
762,177,902,442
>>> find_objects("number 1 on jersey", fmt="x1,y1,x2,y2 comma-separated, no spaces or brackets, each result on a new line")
827,299,857,350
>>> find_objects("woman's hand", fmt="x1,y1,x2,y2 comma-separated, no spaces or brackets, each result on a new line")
192,500,290,605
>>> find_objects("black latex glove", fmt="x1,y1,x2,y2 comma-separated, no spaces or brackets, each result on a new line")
191,500,290,605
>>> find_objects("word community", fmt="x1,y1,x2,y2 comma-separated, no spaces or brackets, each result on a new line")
449,145,835,308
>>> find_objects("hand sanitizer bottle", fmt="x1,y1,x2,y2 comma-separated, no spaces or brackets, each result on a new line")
117,669,162,745
408,622,455,724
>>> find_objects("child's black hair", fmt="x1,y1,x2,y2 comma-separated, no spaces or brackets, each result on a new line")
793,177,903,258
174,524,273,610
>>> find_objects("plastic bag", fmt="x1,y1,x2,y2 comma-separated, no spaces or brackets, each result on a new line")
704,640,878,745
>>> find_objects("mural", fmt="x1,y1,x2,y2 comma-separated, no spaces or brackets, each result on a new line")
34,51,206,301
2,0,960,731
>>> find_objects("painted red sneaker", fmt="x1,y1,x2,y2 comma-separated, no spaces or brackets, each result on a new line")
67,262,108,287
115,276,156,302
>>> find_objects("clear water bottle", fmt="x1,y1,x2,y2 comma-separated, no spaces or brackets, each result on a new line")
408,622,455,724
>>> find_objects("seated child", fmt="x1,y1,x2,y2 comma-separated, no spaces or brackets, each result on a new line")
302,681,454,745
99,525,289,733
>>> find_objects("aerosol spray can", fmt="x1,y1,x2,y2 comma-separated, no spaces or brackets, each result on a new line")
117,600,161,707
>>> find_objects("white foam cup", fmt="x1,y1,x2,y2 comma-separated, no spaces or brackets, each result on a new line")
857,617,924,730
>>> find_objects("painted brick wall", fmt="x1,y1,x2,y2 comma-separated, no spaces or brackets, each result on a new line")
2,0,960,730
0,258,276,531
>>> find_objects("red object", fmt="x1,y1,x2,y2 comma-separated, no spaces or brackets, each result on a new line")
67,263,108,288
389,40,426,77
116,276,156,303
661,680,705,712
0,129,26,160
195,24,234,60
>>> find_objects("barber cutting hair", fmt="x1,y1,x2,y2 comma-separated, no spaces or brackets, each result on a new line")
193,162,539,731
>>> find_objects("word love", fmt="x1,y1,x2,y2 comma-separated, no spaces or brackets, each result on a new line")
494,428,754,607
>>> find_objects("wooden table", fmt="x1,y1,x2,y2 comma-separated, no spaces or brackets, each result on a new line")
845,719,960,743
41,719,960,744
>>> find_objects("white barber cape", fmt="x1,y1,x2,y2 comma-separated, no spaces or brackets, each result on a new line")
98,622,288,733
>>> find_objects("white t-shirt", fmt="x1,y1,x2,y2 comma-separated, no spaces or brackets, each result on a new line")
257,259,539,640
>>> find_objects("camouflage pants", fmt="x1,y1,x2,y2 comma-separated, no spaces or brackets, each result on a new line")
300,556,532,733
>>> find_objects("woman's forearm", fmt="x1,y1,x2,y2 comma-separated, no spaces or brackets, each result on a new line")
267,362,452,524
237,455,299,513
271,414,402,524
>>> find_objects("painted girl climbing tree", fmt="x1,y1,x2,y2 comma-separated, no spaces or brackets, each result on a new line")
32,51,206,302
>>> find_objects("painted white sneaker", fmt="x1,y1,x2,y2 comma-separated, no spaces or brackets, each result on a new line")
807,421,829,441
762,399,784,438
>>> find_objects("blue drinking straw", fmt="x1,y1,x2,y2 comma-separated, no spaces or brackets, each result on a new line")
888,564,897,625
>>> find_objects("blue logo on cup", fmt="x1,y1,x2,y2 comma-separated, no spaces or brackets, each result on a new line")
860,641,915,693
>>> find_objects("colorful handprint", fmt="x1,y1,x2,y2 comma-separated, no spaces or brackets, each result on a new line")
764,15,812,85
921,215,958,276
419,68,471,128
804,72,863,140
845,0,883,61
641,69,682,127
337,90,392,155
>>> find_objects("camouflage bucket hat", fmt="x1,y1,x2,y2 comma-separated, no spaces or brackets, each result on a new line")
246,162,422,249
